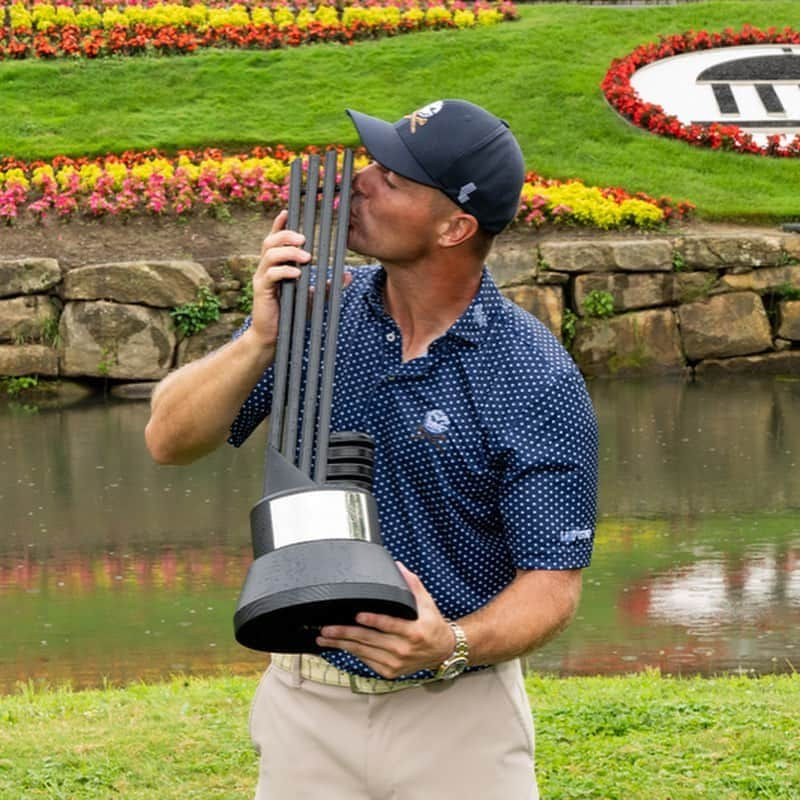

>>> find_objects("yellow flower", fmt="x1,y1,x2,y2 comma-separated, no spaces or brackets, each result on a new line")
54,6,77,26
342,6,369,26
131,159,175,182
251,6,273,26
32,3,56,31
76,7,102,29
476,8,502,26
55,166,82,191
187,4,208,28
77,163,103,192
3,168,30,190
313,5,339,26
619,198,664,227
9,2,32,29
105,162,129,190
258,158,290,183
453,9,475,28
31,165,55,188
401,7,424,26
424,6,452,25
272,7,296,28
102,9,127,29
176,158,201,182
295,8,313,29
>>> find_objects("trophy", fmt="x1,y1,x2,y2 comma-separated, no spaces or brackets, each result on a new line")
233,149,418,653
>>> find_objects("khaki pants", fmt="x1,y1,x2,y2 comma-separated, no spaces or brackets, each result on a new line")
250,658,538,800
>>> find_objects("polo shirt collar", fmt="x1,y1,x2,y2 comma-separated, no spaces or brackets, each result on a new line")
361,266,502,347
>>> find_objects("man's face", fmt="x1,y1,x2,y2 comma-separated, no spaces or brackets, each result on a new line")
347,161,449,264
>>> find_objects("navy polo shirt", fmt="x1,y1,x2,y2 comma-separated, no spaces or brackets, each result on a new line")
229,265,598,678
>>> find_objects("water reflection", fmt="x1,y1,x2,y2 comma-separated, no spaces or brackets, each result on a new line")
592,377,800,515
1,378,799,691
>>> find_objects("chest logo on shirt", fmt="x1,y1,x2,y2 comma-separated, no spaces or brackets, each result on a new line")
413,409,450,449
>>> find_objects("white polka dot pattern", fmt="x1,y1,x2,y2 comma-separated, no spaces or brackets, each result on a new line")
229,265,598,678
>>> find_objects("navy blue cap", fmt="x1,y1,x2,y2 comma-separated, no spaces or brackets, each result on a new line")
346,99,525,234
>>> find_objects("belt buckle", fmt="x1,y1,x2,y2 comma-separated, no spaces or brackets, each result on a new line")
348,672,427,695
348,673,373,694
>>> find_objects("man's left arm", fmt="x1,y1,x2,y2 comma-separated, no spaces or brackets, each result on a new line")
316,564,582,679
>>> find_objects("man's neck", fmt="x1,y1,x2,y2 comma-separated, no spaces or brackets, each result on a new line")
382,258,484,363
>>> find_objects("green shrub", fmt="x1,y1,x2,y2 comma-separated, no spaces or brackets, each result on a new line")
171,286,221,337
582,290,615,319
0,376,39,396
775,282,800,301
562,308,578,348
672,250,686,272
238,276,254,315
41,316,61,348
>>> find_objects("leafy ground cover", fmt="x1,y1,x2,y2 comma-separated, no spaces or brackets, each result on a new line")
0,1,797,221
0,671,797,799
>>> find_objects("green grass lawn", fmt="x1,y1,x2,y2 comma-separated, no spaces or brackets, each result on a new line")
0,671,797,799
1,1,799,221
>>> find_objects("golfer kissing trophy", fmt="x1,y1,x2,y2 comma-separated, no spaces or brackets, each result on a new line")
233,149,418,654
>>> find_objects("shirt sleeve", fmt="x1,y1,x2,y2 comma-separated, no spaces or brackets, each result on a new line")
497,366,598,570
227,316,275,447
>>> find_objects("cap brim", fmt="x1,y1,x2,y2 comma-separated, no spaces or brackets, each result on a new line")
346,109,437,188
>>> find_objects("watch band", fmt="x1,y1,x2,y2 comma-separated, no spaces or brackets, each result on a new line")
434,620,469,681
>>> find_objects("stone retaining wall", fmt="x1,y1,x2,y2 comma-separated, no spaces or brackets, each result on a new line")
1,230,800,395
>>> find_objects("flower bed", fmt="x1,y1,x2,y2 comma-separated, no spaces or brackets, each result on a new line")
0,0,517,58
602,25,800,158
521,174,693,229
0,146,693,228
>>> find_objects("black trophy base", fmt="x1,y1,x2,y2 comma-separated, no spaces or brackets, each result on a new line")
233,539,417,653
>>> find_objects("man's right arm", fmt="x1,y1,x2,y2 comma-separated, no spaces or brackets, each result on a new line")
144,211,309,466
144,328,276,465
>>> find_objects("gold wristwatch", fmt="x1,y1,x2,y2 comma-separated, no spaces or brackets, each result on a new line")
435,620,469,681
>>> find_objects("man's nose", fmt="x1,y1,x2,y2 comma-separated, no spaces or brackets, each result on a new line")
352,162,377,194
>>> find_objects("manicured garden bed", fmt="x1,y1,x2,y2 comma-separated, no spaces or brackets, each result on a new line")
0,145,693,227
1,0,516,59
602,24,800,158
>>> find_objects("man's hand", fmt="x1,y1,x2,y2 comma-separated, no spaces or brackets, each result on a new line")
251,209,354,349
249,210,309,349
316,563,456,679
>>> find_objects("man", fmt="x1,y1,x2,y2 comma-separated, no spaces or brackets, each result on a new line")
145,99,598,799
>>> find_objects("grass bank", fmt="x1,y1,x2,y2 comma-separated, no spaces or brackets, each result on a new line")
1,1,799,221
0,671,798,798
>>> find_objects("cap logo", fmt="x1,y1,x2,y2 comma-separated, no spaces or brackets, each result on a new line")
404,100,444,133
457,182,477,204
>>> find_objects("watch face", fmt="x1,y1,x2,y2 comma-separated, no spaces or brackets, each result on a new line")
440,656,468,680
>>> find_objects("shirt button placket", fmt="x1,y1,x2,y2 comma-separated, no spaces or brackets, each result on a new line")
384,328,400,384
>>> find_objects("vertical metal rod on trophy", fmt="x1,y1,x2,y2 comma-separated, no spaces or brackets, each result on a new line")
282,154,320,471
299,149,339,477
315,148,354,482
266,160,302,459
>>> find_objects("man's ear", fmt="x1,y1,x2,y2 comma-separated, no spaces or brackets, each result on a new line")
437,212,480,249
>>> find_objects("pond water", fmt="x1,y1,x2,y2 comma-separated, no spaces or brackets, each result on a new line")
1,378,799,693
